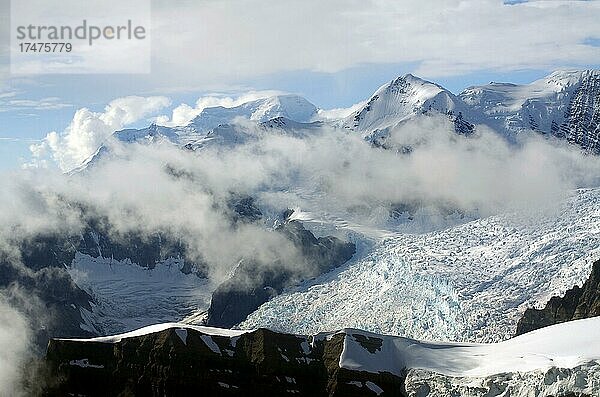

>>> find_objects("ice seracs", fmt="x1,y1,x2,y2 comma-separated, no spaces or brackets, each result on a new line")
240,188,600,343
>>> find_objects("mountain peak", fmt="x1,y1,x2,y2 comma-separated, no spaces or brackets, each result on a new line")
400,73,434,84
383,73,443,91
344,73,463,133
189,94,318,132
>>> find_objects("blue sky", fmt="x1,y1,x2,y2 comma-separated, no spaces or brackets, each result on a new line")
1,0,600,170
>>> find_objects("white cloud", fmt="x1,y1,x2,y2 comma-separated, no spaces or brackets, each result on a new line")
0,97,71,112
31,96,171,171
315,101,366,121
0,294,30,397
156,91,284,127
146,0,600,86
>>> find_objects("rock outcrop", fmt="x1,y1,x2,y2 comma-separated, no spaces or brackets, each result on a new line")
516,259,600,335
42,327,403,396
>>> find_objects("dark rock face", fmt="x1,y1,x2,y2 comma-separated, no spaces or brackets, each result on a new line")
451,111,475,136
42,327,404,397
552,71,600,154
227,195,263,224
516,259,600,335
206,220,356,328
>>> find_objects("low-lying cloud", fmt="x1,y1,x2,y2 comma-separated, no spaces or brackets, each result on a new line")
0,291,33,397
8,114,600,268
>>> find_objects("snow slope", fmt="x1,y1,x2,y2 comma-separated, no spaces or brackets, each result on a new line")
460,69,600,150
67,253,214,335
240,188,600,343
342,74,471,136
339,317,600,378
58,322,251,343
190,94,318,132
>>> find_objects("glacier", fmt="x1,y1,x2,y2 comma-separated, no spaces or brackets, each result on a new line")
67,253,214,335
240,188,600,343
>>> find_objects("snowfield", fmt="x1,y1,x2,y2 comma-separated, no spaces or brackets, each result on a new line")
340,317,600,378
343,317,600,396
68,253,214,335
240,188,600,343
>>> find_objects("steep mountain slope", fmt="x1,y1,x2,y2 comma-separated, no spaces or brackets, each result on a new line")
43,319,600,396
460,69,600,152
342,74,475,141
241,188,600,343
516,258,600,335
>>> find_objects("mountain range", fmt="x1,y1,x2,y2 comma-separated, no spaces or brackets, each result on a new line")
76,69,600,171
5,70,600,395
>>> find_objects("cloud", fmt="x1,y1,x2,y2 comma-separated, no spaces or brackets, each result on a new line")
144,0,600,86
30,96,171,171
315,101,366,121
0,90,71,113
0,99,71,113
0,137,40,142
12,114,600,258
12,115,600,263
156,91,284,127
0,292,32,397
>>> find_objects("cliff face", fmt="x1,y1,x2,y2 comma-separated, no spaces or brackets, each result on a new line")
516,259,600,335
43,327,403,397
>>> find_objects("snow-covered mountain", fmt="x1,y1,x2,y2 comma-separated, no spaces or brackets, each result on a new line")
72,69,600,173
461,69,600,151
340,69,600,152
189,94,318,132
182,117,324,151
342,74,475,139
73,95,319,172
